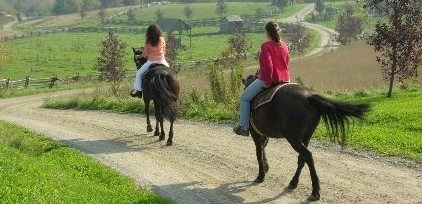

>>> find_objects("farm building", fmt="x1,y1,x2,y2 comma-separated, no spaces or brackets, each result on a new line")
156,18,192,48
220,15,243,34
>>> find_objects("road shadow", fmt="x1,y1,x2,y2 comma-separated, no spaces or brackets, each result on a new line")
152,180,311,204
59,132,168,155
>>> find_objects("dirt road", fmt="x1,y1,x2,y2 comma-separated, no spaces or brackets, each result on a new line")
279,4,340,58
0,91,420,204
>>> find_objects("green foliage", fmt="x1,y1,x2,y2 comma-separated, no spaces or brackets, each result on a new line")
215,0,228,19
0,121,173,204
364,0,422,97
94,31,127,83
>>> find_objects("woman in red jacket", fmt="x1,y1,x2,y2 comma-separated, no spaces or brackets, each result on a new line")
233,21,290,136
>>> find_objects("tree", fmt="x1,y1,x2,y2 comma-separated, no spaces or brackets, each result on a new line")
335,12,363,45
289,22,311,56
127,8,136,21
80,7,87,20
155,8,164,19
98,8,107,22
215,0,228,19
166,33,183,73
226,29,251,61
364,0,422,97
183,4,193,20
53,0,81,14
272,0,289,10
315,0,324,14
94,31,127,83
0,39,15,71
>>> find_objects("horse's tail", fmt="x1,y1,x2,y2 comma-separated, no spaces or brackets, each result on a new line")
308,94,370,145
148,70,179,120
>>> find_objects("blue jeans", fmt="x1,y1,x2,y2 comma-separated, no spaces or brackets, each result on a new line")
239,79,265,127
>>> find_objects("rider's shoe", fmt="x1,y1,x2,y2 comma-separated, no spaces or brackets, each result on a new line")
233,126,249,137
130,90,142,98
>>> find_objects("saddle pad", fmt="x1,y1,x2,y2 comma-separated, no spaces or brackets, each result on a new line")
251,83,293,110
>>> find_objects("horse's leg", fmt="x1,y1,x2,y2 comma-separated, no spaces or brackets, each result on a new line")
251,129,268,183
166,118,174,146
288,133,312,190
153,106,161,136
262,136,270,173
287,137,320,201
144,99,153,132
159,116,165,141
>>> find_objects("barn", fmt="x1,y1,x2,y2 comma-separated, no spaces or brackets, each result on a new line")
156,18,192,48
220,15,244,34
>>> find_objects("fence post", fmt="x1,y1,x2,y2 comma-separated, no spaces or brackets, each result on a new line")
5,78,10,88
49,75,59,88
24,76,30,88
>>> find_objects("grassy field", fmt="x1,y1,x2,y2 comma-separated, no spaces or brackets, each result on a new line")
0,121,173,203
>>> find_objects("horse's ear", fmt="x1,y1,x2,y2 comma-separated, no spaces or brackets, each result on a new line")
132,47,136,54
242,78,246,85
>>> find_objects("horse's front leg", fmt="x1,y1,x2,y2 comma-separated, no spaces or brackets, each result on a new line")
144,99,153,132
251,130,266,183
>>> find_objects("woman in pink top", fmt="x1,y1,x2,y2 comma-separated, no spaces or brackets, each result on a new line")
233,21,290,136
130,24,169,98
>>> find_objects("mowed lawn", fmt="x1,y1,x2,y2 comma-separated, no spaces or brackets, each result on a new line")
0,121,173,204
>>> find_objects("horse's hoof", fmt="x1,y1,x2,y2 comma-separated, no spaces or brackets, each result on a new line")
154,131,160,136
254,177,264,183
307,194,320,201
287,183,297,190
147,126,153,132
264,164,269,173
166,141,172,146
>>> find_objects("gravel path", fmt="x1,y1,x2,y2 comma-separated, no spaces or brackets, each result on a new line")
0,91,421,204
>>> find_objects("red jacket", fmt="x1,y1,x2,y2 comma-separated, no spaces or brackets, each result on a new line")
258,40,290,87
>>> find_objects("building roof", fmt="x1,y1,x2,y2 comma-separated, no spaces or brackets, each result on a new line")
156,18,191,33
222,15,243,22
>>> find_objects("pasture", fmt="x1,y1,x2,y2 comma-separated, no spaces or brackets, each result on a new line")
1,2,314,80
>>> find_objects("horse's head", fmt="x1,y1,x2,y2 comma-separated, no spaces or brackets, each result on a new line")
132,47,147,70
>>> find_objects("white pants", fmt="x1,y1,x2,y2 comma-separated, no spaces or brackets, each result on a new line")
133,59,169,91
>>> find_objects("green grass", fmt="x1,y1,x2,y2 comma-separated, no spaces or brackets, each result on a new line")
0,121,173,204
114,2,277,22
314,89,422,162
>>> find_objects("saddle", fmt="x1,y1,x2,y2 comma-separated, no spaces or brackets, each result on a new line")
251,82,292,111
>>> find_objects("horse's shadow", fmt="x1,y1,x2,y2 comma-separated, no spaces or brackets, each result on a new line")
152,180,312,204
60,132,168,154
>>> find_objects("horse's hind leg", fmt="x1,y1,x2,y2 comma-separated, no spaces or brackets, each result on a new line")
287,137,320,201
153,107,161,136
144,100,153,132
251,130,269,183
288,134,312,190
166,119,174,146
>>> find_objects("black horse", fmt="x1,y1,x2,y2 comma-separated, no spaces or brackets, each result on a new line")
242,74,370,201
132,48,180,146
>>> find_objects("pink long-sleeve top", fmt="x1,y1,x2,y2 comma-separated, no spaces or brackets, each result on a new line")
258,40,290,87
142,37,167,61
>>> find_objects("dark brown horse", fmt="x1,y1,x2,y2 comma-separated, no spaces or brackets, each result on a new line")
242,74,370,201
132,48,180,146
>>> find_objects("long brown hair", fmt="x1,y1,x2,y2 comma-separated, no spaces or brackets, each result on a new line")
145,24,163,47
265,21,282,46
